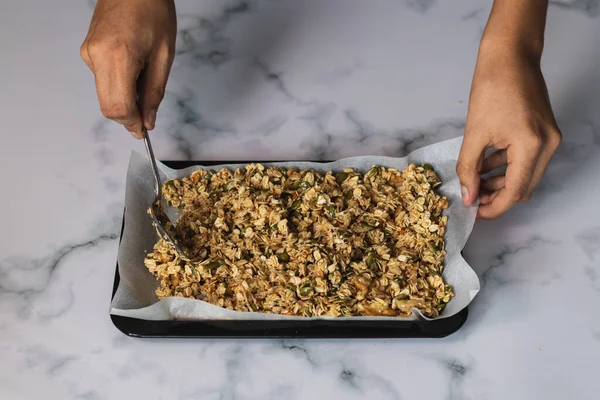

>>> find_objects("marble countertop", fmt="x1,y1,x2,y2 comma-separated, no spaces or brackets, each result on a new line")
1,1,599,399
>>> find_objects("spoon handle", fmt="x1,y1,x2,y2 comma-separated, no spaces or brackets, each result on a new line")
142,127,162,197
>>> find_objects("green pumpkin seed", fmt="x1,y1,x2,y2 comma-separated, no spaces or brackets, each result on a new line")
297,181,310,190
299,283,313,296
223,181,235,191
335,172,349,184
205,261,221,270
356,222,374,232
367,166,381,177
189,265,200,279
327,205,336,218
277,252,290,263
428,242,439,253
366,252,379,269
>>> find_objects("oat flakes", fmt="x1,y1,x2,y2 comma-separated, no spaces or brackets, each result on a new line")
144,163,452,317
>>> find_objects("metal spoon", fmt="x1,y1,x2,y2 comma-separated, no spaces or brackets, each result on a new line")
142,128,201,262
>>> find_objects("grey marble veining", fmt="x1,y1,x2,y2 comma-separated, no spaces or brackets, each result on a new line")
1,0,599,399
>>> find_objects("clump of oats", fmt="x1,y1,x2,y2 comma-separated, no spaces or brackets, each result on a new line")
144,163,452,318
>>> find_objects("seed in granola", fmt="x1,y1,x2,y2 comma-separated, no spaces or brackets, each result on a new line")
277,252,290,263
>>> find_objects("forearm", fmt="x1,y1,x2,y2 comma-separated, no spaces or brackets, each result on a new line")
480,0,549,61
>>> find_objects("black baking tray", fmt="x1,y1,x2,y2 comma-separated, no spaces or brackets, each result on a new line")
110,160,469,338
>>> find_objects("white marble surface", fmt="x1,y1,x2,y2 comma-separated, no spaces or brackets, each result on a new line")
1,0,599,399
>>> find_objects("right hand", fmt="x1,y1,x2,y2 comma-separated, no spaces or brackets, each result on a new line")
80,0,176,139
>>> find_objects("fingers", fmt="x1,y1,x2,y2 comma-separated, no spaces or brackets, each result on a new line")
86,42,145,138
138,44,173,131
457,132,488,206
477,140,541,219
478,175,504,211
481,149,507,174
481,175,505,192
479,190,500,206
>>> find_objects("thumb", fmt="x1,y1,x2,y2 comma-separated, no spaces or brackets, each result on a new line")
456,133,486,205
138,52,172,131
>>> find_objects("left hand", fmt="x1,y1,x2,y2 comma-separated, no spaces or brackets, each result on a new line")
457,43,562,219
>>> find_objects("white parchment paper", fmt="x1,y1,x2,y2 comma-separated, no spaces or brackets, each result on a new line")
110,137,480,321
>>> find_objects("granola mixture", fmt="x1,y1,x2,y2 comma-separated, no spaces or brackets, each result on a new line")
144,163,452,317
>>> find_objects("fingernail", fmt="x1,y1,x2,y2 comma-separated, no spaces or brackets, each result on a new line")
129,130,143,140
125,124,143,139
461,185,470,204
146,109,157,129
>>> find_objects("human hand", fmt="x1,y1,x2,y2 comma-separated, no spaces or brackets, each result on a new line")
80,0,176,139
457,43,562,219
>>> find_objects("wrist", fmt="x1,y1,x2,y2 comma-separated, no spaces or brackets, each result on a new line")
479,30,543,66
473,34,544,87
